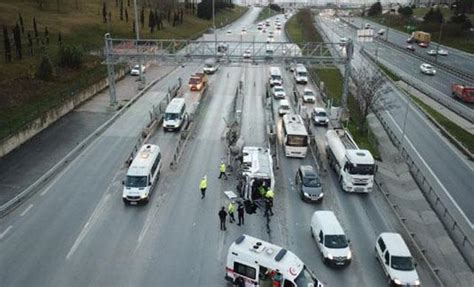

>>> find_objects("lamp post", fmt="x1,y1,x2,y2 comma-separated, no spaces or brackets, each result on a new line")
434,20,443,64
133,0,145,87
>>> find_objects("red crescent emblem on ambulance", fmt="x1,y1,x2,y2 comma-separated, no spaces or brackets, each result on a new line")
289,267,297,276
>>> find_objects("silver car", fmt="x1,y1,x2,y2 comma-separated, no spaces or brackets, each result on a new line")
295,165,324,202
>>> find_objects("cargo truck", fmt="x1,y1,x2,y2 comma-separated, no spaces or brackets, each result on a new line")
325,129,376,193
451,84,474,103
408,31,431,45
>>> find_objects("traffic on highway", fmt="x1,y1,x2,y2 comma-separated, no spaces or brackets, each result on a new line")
0,5,472,287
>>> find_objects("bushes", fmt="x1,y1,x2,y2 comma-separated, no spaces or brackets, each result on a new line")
36,54,54,80
368,2,382,16
398,6,413,17
58,45,83,69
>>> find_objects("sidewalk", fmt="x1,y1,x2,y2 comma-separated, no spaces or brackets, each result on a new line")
368,114,474,287
396,81,474,135
0,64,175,206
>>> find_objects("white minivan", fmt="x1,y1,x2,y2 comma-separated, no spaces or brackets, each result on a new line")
375,233,421,286
122,144,161,204
294,64,308,84
269,66,283,87
311,211,352,267
163,98,187,131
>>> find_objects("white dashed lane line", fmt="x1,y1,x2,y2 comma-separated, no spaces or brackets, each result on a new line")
0,225,13,240
20,204,34,217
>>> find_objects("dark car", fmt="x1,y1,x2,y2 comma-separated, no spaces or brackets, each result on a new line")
295,166,324,202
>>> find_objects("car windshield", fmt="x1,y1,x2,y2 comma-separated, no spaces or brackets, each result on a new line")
297,71,307,77
165,112,179,121
125,175,147,188
303,176,321,187
347,164,375,175
133,65,140,69
287,135,308,147
324,235,348,248
391,256,415,271
275,87,284,92
304,91,314,96
316,111,327,117
294,266,318,287
271,75,281,81
189,78,200,85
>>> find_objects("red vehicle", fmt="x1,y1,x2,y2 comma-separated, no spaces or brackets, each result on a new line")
418,42,429,48
406,45,416,51
451,84,474,103
188,73,208,91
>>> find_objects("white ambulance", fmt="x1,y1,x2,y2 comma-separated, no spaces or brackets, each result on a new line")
225,234,325,287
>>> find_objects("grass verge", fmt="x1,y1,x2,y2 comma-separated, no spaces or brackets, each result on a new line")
409,96,474,154
255,6,278,23
0,1,247,140
376,62,401,82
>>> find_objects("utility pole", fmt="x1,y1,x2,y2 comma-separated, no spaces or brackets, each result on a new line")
341,39,353,116
105,33,117,107
134,0,145,88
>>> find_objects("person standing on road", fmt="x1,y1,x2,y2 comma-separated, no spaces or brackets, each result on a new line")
237,202,245,226
200,176,207,199
264,198,273,217
218,161,228,180
218,206,228,231
228,201,236,223
265,188,274,204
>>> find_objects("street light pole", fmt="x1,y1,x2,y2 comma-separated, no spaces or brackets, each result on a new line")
133,0,145,88
434,21,443,64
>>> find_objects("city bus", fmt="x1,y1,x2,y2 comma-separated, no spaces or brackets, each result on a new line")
282,114,309,158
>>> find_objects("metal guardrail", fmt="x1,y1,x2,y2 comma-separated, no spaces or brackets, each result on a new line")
0,70,177,218
361,49,474,269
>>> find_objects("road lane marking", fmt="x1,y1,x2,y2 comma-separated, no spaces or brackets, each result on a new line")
20,204,33,217
0,225,13,240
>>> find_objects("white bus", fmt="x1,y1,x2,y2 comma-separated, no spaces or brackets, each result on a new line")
282,114,309,158
163,98,186,131
122,144,162,204
269,66,282,87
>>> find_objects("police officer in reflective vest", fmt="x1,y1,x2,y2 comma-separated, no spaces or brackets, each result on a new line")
218,161,228,180
200,176,207,199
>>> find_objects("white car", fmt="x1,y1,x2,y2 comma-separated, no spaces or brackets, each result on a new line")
420,63,436,75
437,49,448,56
272,85,286,99
302,88,316,103
312,107,329,126
241,27,246,34
278,99,291,116
226,29,232,35
243,49,252,59
427,49,437,56
130,64,145,76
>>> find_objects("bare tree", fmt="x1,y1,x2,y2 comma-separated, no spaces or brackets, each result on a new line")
351,65,385,132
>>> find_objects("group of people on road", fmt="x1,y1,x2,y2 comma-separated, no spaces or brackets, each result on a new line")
218,202,245,231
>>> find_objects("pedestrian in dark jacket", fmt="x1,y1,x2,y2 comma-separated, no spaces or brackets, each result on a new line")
237,202,245,226
218,206,227,230
264,198,273,217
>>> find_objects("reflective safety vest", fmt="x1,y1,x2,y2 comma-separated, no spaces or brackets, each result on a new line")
220,163,226,172
228,202,236,213
200,178,207,189
265,189,274,199
259,186,267,196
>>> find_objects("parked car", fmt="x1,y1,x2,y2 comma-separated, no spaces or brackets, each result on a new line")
312,107,329,126
406,45,415,51
302,88,316,103
272,85,286,99
420,63,436,75
130,64,145,76
295,165,324,202
375,233,421,286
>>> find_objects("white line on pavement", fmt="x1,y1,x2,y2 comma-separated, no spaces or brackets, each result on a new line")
0,225,13,240
20,204,33,217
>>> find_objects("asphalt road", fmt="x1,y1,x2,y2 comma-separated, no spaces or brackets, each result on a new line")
349,17,474,75
0,9,440,287
319,17,473,109
317,16,474,226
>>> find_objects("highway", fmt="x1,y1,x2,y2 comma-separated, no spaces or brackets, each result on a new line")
349,17,474,76
0,8,439,287
317,16,474,226
319,17,473,109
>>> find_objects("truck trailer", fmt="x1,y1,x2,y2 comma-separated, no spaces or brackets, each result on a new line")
239,146,275,201
325,129,376,193
451,84,474,103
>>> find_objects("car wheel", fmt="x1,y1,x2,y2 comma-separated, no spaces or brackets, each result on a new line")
123,199,129,205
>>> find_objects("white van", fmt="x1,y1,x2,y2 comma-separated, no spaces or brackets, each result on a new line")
203,58,218,74
122,144,161,204
269,66,283,87
163,98,187,131
278,99,291,116
294,64,308,84
225,234,325,287
375,233,421,286
310,211,352,267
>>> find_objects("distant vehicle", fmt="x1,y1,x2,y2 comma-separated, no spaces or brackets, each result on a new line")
302,88,316,103
364,23,370,28
241,27,246,34
276,25,282,30
243,49,252,59
265,19,271,27
257,24,263,30
188,72,208,91
294,64,308,84
225,234,325,287
437,49,448,56
418,42,429,48
269,31,274,35
311,211,352,267
339,37,348,45
420,63,436,75
411,31,431,44
406,45,416,51
272,85,286,99
217,42,228,57
269,66,282,86
282,114,309,158
278,99,291,116
377,29,385,36
427,49,437,56
226,29,232,35
130,64,145,76
163,98,187,131
451,84,474,103
375,233,421,286
325,129,375,193
312,107,329,126
122,144,161,204
295,165,323,202
203,58,219,74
